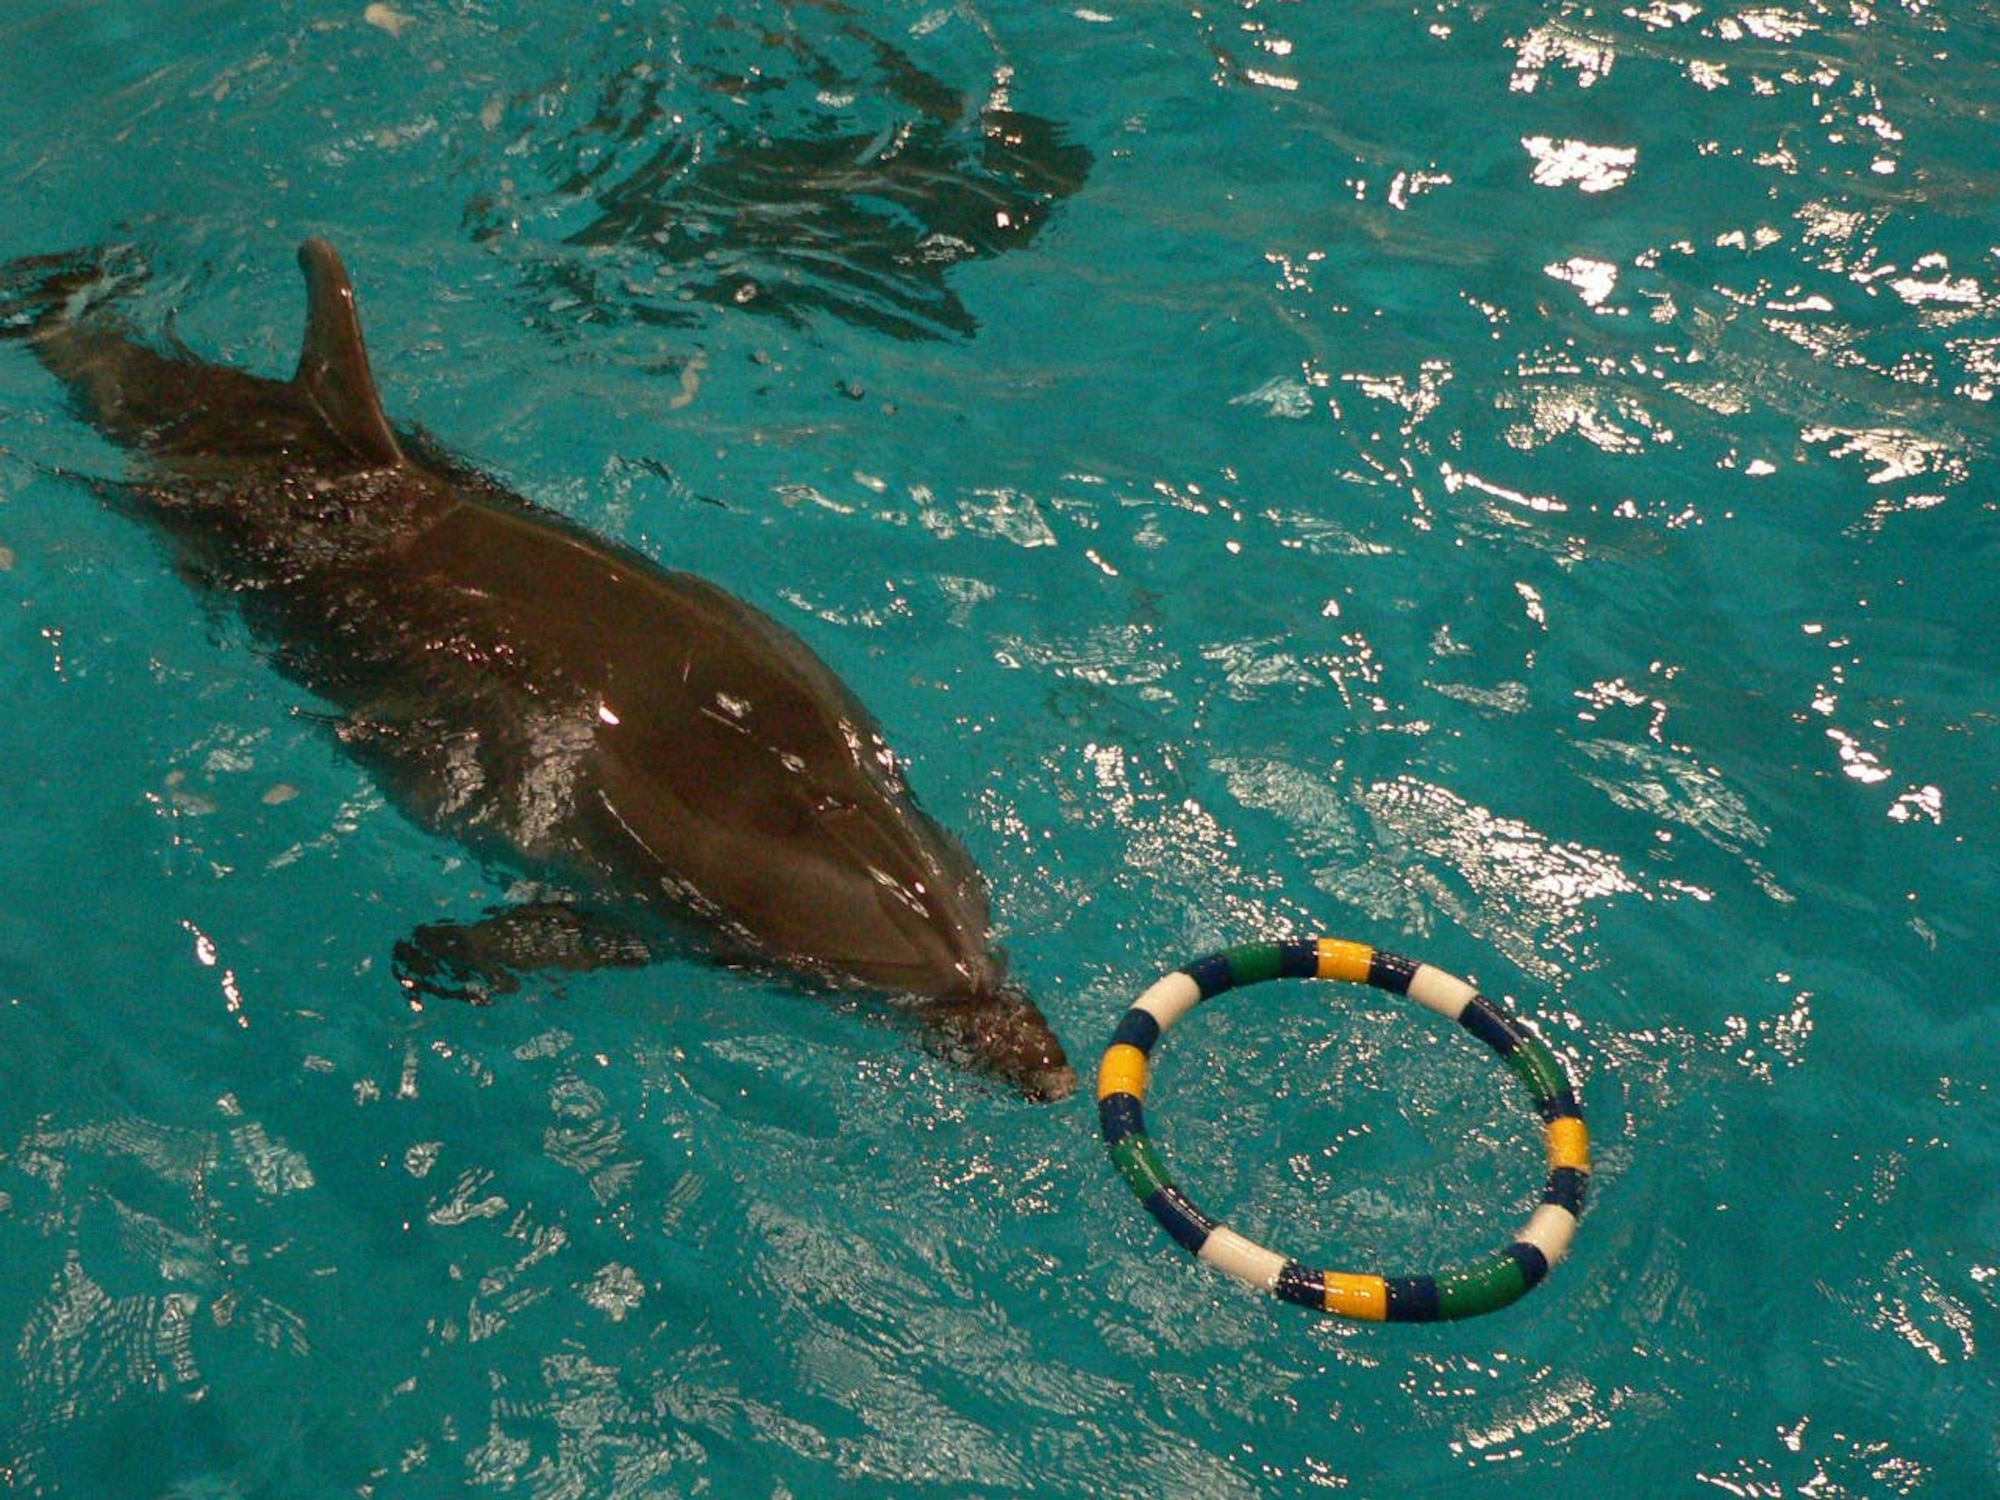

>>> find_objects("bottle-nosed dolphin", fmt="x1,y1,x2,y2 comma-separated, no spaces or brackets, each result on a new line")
4,238,1075,1101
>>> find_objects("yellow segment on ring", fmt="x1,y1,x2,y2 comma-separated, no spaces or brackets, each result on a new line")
1315,939,1375,984
1097,1043,1151,1103
1545,1115,1592,1172
1321,1273,1389,1321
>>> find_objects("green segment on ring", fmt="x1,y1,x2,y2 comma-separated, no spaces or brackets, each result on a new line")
1110,1133,1174,1202
1221,942,1287,987
1435,1252,1534,1319
1506,1033,1572,1108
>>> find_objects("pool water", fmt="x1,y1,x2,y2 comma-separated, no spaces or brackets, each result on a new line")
2,1,1995,1495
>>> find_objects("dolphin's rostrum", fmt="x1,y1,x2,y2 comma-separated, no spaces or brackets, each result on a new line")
7,238,1075,1101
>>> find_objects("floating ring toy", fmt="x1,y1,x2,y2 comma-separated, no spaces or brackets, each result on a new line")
1097,939,1590,1322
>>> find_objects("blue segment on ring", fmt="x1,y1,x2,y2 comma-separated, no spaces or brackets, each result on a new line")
1098,1092,1147,1146
1183,953,1237,1000
1279,940,1321,978
1367,949,1421,995
1505,1240,1551,1288
1111,1008,1162,1055
1545,1166,1590,1215
1145,1185,1218,1254
1385,1276,1441,1322
1459,995,1524,1056
1276,1261,1327,1308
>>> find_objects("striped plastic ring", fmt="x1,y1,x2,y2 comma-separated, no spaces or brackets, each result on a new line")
1097,938,1591,1322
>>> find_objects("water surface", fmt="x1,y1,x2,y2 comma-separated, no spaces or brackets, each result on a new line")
1,1,1994,1495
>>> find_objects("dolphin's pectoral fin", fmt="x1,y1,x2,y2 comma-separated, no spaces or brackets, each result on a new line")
393,901,656,1006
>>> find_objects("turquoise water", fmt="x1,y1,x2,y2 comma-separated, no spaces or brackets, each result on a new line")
2,0,1995,1494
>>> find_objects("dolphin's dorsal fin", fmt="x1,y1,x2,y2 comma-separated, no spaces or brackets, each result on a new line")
293,238,405,468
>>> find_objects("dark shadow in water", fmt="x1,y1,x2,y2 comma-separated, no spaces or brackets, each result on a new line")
468,3,1092,343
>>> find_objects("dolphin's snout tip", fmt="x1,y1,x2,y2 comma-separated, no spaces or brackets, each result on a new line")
918,983,1075,1101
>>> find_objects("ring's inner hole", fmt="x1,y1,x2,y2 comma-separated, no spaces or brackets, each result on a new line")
1145,984,1550,1273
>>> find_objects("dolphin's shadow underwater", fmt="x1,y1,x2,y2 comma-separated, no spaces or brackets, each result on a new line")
468,3,1092,343
2,239,1075,1100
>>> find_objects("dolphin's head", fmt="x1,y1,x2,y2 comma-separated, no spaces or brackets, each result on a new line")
642,732,1078,1099
588,619,1073,1098
731,729,1078,1101
743,734,1075,1100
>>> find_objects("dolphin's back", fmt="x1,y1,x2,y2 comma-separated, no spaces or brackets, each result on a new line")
21,240,401,475
39,321,333,467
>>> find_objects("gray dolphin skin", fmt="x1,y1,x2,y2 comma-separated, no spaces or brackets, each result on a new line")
6,238,1075,1101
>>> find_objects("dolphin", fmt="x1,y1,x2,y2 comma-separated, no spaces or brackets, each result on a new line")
3,238,1075,1100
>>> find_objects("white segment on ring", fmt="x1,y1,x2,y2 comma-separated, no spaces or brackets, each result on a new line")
1133,970,1204,1034
1197,1226,1289,1292
1515,1202,1580,1267
1405,964,1478,1020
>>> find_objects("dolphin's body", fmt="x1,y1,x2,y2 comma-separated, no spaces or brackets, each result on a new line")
6,239,1074,1100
